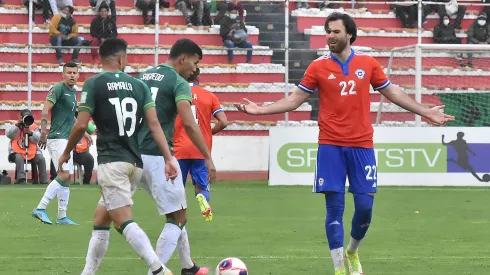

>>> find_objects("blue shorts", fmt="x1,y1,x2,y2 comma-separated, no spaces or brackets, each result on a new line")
313,144,377,194
178,159,209,191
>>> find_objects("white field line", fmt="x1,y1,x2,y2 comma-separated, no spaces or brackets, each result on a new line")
0,187,489,191
0,255,489,261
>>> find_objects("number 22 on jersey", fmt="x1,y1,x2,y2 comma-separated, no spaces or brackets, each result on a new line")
150,87,199,125
340,80,356,96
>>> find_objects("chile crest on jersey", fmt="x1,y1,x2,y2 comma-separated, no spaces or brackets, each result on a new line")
355,68,366,79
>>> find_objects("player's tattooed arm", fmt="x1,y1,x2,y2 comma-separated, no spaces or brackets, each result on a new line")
38,100,54,149
235,86,309,115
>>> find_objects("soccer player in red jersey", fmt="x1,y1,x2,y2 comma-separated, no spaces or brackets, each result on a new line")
235,12,454,275
174,68,228,222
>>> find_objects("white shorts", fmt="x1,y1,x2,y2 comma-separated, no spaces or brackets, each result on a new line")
97,162,143,211
47,139,73,175
140,155,187,215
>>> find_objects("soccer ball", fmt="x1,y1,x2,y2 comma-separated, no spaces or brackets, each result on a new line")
215,257,248,275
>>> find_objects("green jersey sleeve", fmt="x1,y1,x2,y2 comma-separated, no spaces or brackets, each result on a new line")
137,79,156,111
46,84,62,104
174,80,192,103
79,78,96,115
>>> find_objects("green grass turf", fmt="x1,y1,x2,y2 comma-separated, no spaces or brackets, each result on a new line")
0,181,489,274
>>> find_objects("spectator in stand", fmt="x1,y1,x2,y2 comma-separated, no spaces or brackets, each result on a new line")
433,15,464,64
201,1,212,26
135,0,170,25
6,109,48,185
176,0,212,26
49,5,84,65
24,0,52,25
423,0,465,29
220,7,252,64
47,0,72,15
89,0,117,22
442,0,466,29
393,0,417,28
433,15,461,44
135,0,156,25
90,3,117,62
297,0,310,9
483,0,490,19
319,1,335,10
421,0,443,25
215,0,244,25
465,13,490,67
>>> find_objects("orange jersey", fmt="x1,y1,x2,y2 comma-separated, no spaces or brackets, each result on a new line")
298,50,390,148
173,84,223,159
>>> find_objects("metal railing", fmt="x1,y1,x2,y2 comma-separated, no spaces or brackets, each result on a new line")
21,0,490,125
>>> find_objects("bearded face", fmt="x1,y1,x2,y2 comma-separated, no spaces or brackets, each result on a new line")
326,19,351,54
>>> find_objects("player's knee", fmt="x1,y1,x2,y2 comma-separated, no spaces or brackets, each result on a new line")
166,210,187,227
165,217,187,228
325,192,345,221
353,193,374,218
94,217,112,227
175,209,188,226
93,211,111,227
165,213,176,222
57,171,70,183
179,217,188,227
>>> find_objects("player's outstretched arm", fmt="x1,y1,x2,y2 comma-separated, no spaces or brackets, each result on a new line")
144,107,179,181
177,100,216,184
212,112,229,135
235,87,309,115
39,100,55,149
59,111,90,170
379,85,455,125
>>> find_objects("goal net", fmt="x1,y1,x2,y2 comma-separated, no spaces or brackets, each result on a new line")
375,44,490,127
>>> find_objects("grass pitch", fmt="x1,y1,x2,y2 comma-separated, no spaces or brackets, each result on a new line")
0,181,489,274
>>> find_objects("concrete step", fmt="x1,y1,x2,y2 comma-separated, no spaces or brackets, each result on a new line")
245,13,284,23
241,2,283,14
259,40,310,49
259,31,305,42
245,21,286,32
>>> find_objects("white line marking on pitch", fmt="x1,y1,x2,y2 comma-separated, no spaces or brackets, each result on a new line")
0,255,489,261
0,187,489,191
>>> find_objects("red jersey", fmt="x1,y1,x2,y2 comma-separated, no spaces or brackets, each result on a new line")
173,84,223,159
298,50,390,148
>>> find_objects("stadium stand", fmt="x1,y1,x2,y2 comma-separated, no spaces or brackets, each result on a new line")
0,0,487,136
